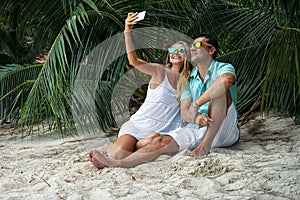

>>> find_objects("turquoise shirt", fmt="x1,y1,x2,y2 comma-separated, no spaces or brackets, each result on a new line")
180,60,238,130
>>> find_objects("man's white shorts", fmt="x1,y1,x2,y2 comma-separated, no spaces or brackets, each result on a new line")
163,103,239,151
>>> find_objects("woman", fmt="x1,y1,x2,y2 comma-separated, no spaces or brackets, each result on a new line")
89,12,193,162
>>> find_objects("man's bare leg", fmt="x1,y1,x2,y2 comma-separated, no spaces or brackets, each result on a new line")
187,92,229,157
91,135,179,169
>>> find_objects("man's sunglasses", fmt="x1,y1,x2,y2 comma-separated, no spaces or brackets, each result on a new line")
191,41,213,49
168,47,185,54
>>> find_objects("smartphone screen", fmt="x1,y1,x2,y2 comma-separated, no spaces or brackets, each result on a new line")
134,11,146,22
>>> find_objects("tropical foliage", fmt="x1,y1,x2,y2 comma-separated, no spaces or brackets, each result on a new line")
0,0,299,136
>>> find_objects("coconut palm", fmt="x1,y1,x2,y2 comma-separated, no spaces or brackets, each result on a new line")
0,0,299,136
0,0,198,135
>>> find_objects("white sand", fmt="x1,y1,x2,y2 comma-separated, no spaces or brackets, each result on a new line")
0,114,299,200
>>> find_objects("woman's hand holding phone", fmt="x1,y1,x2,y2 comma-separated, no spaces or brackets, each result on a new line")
125,11,146,31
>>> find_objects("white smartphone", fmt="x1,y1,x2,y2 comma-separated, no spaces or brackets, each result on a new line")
134,11,146,22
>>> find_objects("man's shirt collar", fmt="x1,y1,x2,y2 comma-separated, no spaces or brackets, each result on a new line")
190,60,216,80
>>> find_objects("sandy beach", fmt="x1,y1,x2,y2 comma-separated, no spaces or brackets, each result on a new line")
0,114,299,200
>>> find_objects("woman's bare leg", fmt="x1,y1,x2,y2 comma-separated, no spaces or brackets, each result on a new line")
91,135,179,169
89,134,138,161
106,134,138,159
136,133,160,150
89,143,111,162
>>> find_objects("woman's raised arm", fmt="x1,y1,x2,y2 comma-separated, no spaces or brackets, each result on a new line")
124,12,162,77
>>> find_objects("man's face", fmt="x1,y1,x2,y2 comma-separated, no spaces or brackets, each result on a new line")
190,37,212,64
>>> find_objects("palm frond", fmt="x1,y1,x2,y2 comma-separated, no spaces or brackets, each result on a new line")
0,64,42,120
261,27,300,115
1,0,300,135
17,1,98,135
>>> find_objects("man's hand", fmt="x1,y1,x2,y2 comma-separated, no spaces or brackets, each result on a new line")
195,113,212,127
185,142,211,158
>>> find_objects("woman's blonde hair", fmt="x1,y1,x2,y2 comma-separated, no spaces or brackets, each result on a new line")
166,41,193,101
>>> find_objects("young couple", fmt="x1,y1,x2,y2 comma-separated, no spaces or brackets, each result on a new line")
89,12,240,168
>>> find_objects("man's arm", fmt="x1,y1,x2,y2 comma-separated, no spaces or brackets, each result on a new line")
194,72,235,107
181,98,212,126
180,98,194,123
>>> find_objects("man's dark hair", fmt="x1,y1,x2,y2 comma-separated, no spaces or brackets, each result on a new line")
197,34,219,59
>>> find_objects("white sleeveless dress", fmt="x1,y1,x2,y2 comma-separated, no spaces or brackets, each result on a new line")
118,72,182,140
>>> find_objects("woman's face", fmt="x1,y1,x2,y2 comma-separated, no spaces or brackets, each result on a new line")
168,43,185,66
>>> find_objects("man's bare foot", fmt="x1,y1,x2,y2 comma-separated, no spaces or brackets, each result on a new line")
136,133,160,150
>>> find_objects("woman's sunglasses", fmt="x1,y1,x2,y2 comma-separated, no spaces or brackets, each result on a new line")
191,41,213,49
168,47,185,54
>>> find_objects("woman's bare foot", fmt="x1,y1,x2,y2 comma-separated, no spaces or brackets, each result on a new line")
90,149,119,169
89,149,107,169
136,133,160,150
89,150,93,162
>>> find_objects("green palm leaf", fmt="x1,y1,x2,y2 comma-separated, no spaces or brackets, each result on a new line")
16,0,103,135
0,0,299,136
261,27,300,115
0,64,42,121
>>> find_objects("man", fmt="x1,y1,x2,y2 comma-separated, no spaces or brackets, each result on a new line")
89,34,240,168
